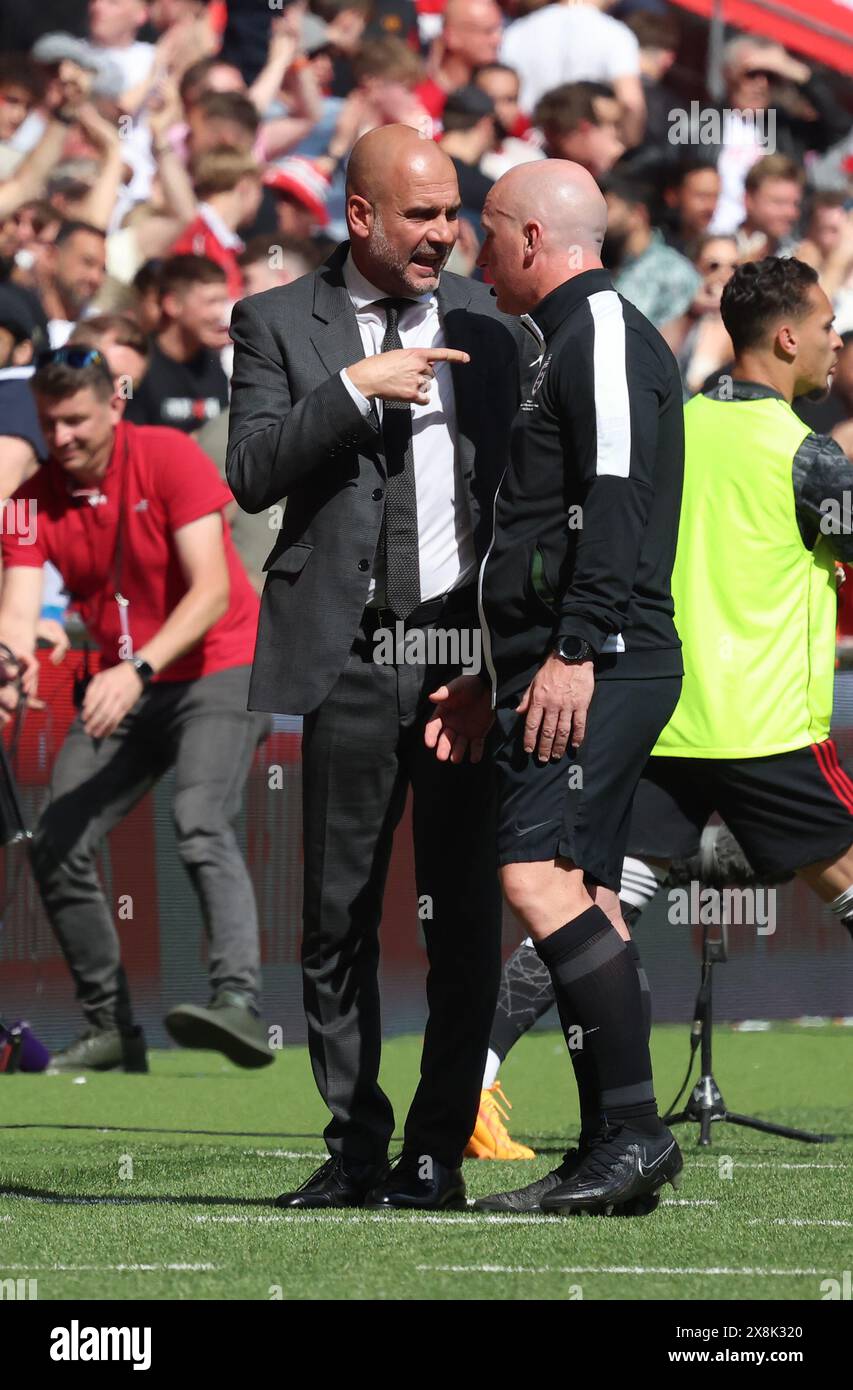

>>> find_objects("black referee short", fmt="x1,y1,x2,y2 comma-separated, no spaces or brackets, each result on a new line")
493,676,682,891
627,740,853,878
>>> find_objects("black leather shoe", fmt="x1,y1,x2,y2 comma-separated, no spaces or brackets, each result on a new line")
47,1025,148,1074
540,1123,682,1215
472,1148,581,1213
364,1154,467,1210
275,1155,389,1209
165,989,274,1069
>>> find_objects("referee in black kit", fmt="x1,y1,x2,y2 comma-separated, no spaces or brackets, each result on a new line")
472,160,685,1215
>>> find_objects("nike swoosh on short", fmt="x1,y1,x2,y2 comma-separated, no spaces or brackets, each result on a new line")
638,1141,676,1177
512,818,560,837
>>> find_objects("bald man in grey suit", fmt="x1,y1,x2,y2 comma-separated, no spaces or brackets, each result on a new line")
227,125,528,1211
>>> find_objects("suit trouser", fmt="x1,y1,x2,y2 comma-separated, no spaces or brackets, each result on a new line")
28,664,270,1030
301,611,503,1168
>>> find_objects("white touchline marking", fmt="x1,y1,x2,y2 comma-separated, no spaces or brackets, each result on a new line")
748,1218,853,1228
241,1150,325,1159
0,1263,218,1272
662,1199,719,1206
685,1161,849,1170
415,1264,832,1277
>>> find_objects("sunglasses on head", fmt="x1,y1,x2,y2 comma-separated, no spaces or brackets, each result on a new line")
35,345,107,371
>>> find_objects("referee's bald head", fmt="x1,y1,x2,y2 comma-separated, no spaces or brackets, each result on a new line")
479,160,607,314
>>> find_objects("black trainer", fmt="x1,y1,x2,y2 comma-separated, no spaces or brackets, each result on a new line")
540,1123,682,1215
47,1025,148,1074
472,1148,582,1213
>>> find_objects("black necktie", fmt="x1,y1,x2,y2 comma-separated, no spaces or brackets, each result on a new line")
375,297,421,621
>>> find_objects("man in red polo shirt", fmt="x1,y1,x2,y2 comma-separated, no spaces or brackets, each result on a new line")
0,346,272,1073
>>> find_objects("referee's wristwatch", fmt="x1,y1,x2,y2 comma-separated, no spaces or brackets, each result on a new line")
554,635,593,664
126,656,155,688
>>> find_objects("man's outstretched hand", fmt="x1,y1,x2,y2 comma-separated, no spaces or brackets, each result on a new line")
425,674,493,764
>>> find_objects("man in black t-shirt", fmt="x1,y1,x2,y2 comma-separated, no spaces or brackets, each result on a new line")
125,254,230,435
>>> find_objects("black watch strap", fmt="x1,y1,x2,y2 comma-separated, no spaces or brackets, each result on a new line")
555,636,592,664
127,657,154,686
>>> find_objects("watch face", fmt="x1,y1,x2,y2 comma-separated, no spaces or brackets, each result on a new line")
560,638,585,661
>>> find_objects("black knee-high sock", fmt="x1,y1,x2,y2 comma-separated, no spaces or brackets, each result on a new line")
535,905,661,1136
551,906,652,1149
489,940,556,1061
619,901,651,1041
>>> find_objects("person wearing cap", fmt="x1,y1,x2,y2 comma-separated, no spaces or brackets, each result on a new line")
438,84,496,234
264,157,331,241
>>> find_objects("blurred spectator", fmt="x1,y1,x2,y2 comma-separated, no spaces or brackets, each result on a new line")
87,0,156,97
131,258,164,334
0,58,46,177
345,34,427,133
311,0,372,100
708,37,849,237
186,90,260,160
264,158,331,240
439,85,495,229
602,172,701,329
68,311,150,394
416,0,503,121
796,330,853,435
238,234,323,295
736,153,804,260
4,199,63,291
41,219,107,347
623,9,680,153
0,285,44,496
797,193,853,336
661,232,737,397
502,0,645,145
476,63,544,179
661,158,720,256
124,253,229,433
534,82,625,177
169,149,263,299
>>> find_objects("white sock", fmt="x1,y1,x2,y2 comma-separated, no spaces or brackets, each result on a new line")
482,1047,501,1089
620,855,666,912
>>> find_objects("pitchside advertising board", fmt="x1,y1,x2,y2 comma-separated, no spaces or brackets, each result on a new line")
2,647,852,1048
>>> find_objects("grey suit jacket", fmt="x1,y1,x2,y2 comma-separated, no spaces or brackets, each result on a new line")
226,242,525,715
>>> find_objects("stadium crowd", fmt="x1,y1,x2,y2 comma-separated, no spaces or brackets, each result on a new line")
0,0,850,593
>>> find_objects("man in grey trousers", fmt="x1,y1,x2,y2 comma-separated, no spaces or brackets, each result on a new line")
0,345,272,1072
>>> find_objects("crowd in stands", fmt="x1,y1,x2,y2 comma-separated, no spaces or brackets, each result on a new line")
0,0,851,596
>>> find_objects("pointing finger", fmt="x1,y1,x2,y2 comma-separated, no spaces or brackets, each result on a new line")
425,348,470,364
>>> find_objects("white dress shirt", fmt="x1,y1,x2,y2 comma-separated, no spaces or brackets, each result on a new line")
340,252,476,605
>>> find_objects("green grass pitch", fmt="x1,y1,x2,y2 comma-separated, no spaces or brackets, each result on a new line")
1,1026,851,1301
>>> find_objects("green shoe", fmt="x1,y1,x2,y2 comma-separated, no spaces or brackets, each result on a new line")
47,1025,148,1074
164,990,274,1069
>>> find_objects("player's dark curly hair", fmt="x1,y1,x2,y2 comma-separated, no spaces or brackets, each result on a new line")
720,256,819,354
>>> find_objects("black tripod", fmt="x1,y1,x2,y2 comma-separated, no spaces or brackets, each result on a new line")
664,917,835,1146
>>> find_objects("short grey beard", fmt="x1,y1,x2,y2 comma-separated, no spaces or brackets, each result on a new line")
370,210,443,292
